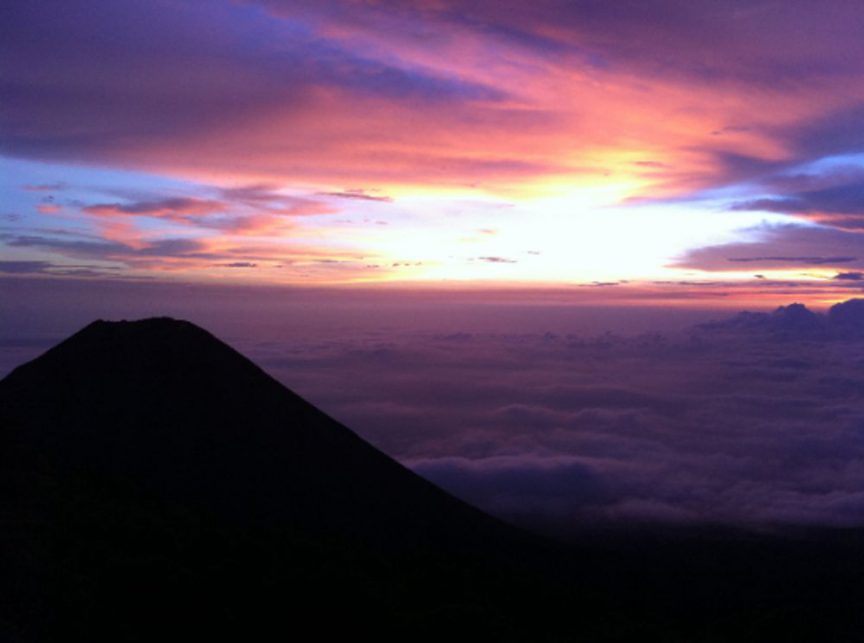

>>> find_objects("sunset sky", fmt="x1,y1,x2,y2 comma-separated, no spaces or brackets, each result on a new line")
7,1,864,533
4,0,864,305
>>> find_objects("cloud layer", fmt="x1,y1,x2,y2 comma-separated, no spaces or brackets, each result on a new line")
5,0,864,191
216,298,864,536
3,276,864,536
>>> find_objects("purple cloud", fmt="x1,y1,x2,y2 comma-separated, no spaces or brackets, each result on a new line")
673,224,864,271
0,0,502,164
0,260,55,274
84,198,227,217
834,271,864,281
731,178,864,229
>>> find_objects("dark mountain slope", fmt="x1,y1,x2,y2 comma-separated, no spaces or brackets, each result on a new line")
3,318,864,642
0,319,580,642
0,318,525,549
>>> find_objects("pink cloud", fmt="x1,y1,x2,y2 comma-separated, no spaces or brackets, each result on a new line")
8,0,864,200
84,198,228,219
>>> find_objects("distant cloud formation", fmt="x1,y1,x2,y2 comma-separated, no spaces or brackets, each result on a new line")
0,232,216,262
697,302,827,336
214,297,864,536
22,182,67,192
321,190,393,203
5,0,864,193
0,260,55,274
0,259,127,278
731,173,864,230
674,224,864,272
85,198,228,217
727,256,856,265
477,256,518,264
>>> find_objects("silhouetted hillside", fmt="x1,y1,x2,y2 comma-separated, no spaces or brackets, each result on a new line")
0,319,561,640
0,318,530,550
2,319,864,642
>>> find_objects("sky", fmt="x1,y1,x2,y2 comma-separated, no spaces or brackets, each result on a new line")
3,0,864,304
5,1,864,537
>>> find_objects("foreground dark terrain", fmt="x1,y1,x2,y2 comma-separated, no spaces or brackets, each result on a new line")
1,319,863,641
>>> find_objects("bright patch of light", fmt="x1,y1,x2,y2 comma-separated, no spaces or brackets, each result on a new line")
337,185,792,282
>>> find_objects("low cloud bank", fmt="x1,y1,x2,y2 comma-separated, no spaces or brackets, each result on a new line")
4,289,864,537
243,299,864,536
698,298,864,337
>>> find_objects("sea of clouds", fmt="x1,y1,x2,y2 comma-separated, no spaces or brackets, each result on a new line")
236,301,864,536
4,279,864,536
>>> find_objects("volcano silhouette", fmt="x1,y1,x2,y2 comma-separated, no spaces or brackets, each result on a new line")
3,318,864,642
0,318,566,641
1,318,520,548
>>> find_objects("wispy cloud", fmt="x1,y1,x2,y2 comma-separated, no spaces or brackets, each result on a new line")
4,1,864,287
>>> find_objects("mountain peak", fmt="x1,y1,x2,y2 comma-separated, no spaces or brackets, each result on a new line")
1,317,526,548
6,316,262,389
82,316,195,330
64,316,222,350
0,318,552,640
